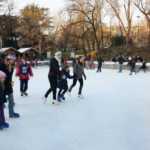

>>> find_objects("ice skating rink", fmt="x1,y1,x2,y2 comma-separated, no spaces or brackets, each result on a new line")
0,66,150,150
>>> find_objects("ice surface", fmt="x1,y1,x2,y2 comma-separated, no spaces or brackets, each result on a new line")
0,66,150,150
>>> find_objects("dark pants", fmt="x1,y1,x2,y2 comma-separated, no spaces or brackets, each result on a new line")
49,76,57,100
45,88,52,98
139,67,147,73
130,66,136,75
45,76,52,98
58,85,68,97
20,80,28,93
69,78,83,95
0,104,5,123
7,93,15,116
97,64,102,72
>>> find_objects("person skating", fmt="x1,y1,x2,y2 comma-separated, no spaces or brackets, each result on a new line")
128,57,137,75
16,58,33,96
0,71,9,129
96,56,104,72
68,58,86,98
45,51,61,104
57,65,73,102
117,55,125,73
0,55,20,118
138,60,147,73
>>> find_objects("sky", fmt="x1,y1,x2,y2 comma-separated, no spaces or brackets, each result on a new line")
1,0,142,25
14,0,66,15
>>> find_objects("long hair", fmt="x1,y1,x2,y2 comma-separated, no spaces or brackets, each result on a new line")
0,80,5,91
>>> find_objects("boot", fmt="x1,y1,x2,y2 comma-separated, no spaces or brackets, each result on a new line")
61,95,65,100
0,122,9,128
57,95,62,102
10,112,20,118
52,99,59,105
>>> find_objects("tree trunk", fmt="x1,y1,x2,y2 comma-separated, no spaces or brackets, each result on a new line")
148,24,150,46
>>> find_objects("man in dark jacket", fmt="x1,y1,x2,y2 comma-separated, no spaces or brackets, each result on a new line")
0,55,20,118
97,56,104,72
117,55,125,73
129,56,137,75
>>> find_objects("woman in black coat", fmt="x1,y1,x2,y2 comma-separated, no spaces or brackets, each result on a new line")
44,52,62,104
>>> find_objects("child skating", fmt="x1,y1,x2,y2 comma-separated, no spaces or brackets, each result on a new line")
16,58,33,96
57,65,73,102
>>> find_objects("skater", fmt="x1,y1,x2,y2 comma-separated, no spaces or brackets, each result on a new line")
0,71,9,129
16,58,33,96
57,65,73,102
45,51,61,104
138,60,147,73
0,55,20,118
117,55,125,73
128,57,137,75
96,56,104,72
68,57,86,98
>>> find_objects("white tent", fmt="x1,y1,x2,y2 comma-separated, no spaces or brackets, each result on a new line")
0,47,16,53
17,47,37,53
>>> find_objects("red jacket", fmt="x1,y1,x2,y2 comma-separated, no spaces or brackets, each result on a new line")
16,63,33,80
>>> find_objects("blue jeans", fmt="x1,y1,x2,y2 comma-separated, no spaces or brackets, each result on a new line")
7,93,15,116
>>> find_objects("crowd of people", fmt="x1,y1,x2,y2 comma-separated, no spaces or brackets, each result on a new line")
76,54,148,75
0,51,149,130
0,51,87,130
112,55,148,75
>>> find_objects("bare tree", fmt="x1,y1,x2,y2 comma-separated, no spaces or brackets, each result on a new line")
106,0,134,46
66,0,105,51
134,0,150,45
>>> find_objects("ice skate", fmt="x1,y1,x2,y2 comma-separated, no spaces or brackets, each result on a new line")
52,99,59,105
78,94,84,99
42,96,47,104
21,92,24,96
24,92,28,96
67,91,71,97
0,122,10,128
61,95,65,101
0,124,3,130
57,95,62,102
9,112,20,118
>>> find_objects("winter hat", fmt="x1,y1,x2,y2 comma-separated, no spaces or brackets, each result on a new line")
0,71,6,80
55,51,62,57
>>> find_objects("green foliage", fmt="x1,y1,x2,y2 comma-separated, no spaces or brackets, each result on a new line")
111,35,126,46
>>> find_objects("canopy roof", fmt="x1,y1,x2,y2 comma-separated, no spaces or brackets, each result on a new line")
17,47,38,53
0,47,17,53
